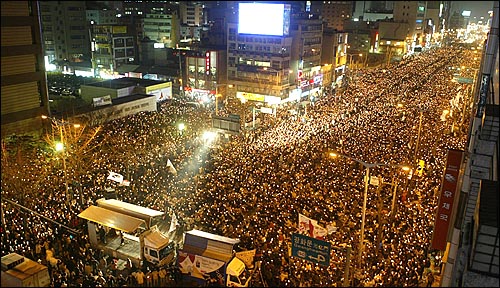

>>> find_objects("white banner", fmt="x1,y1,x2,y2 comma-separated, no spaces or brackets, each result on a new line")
298,213,327,239
107,171,123,183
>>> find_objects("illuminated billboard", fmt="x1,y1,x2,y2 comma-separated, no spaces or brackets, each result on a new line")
238,3,290,36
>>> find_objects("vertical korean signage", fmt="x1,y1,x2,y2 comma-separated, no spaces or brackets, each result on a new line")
205,51,211,76
431,149,464,250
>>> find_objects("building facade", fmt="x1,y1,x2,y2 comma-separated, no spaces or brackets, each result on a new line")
227,21,293,104
290,13,324,100
86,9,120,25
179,1,205,27
1,1,50,137
310,1,354,31
91,24,136,78
39,1,90,66
140,12,179,48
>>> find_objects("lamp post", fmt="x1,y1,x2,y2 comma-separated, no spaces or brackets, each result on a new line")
42,115,81,205
348,54,363,69
329,152,409,267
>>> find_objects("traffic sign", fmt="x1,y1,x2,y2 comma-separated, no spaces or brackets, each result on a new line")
291,233,331,266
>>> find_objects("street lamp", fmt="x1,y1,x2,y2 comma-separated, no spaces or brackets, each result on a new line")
329,152,409,266
42,115,81,205
348,54,363,69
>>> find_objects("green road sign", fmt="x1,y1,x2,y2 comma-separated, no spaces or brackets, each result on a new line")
291,232,331,266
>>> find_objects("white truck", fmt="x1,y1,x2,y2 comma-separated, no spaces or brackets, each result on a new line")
78,204,176,268
178,229,254,287
1,253,50,287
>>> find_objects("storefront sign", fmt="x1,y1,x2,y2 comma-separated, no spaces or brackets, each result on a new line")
431,149,464,250
236,91,265,102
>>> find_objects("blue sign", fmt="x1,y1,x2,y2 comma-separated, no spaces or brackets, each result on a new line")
291,233,331,266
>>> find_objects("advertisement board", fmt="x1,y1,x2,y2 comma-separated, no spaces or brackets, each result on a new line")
178,251,226,284
92,95,112,107
146,82,172,102
431,149,464,250
236,91,265,102
112,26,127,34
238,3,290,36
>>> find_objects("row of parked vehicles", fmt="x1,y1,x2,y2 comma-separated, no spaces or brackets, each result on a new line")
77,198,254,287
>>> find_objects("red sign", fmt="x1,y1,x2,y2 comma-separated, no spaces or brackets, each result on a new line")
431,149,464,250
205,51,210,75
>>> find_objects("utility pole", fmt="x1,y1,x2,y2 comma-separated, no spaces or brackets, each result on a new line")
414,109,424,164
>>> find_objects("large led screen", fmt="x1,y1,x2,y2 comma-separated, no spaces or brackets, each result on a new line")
238,3,290,36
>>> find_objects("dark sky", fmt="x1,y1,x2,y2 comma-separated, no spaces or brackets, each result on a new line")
450,1,494,20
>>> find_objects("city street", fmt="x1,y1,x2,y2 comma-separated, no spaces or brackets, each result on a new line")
1,46,479,287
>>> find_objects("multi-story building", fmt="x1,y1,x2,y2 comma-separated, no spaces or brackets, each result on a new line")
393,1,428,49
39,1,90,67
290,13,324,100
310,1,354,31
86,9,120,25
227,4,294,105
179,1,204,27
353,1,394,21
200,1,229,46
321,28,349,87
181,48,226,102
140,12,179,48
1,1,50,137
91,24,135,78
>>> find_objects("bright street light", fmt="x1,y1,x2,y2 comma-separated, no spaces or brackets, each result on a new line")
42,115,81,205
55,142,64,152
178,123,186,135
202,131,217,144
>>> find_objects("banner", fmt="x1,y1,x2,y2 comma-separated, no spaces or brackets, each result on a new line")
431,149,464,250
178,251,225,279
235,249,256,268
107,171,123,183
298,213,327,239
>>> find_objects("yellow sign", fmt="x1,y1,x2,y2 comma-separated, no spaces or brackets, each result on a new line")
112,26,127,34
236,91,265,102
146,82,172,92
416,159,425,176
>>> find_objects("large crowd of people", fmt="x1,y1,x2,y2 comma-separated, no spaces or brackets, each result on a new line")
1,46,479,287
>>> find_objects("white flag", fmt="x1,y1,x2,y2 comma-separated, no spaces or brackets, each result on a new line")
166,159,177,175
168,213,178,234
107,171,123,183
